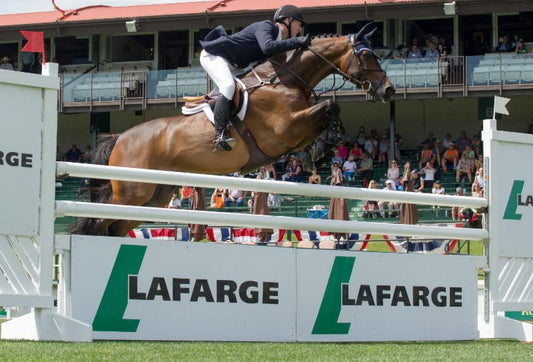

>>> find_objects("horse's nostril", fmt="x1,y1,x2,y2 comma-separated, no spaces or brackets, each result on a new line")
385,86,395,95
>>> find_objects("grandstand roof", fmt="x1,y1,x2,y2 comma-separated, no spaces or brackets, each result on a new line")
0,0,433,27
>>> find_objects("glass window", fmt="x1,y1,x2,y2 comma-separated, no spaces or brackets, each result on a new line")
193,29,211,59
110,34,154,62
54,36,90,64
307,22,336,37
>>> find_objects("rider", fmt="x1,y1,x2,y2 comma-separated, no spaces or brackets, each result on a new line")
200,5,311,152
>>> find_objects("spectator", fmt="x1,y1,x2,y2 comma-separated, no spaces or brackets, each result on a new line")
226,186,248,208
407,44,422,59
515,39,528,54
342,155,357,181
471,134,483,156
462,144,475,171
287,158,303,182
180,186,194,208
267,193,293,210
378,135,389,163
392,44,406,59
20,49,36,73
424,131,437,150
441,143,458,173
357,152,373,188
456,154,472,184
350,142,363,162
336,140,348,161
378,180,399,218
438,36,451,54
432,140,442,166
399,163,419,225
387,159,401,189
0,56,14,71
496,35,512,52
455,130,472,153
168,192,181,209
420,161,437,190
363,179,380,218
65,144,82,162
442,133,453,150
326,162,343,186
364,135,376,160
411,169,424,192
83,145,93,163
330,150,344,170
419,143,434,170
451,187,464,221
437,43,448,61
308,167,322,184
210,188,226,208
474,154,483,173
471,182,484,198
473,167,484,190
431,180,445,216
355,126,367,147
425,41,438,58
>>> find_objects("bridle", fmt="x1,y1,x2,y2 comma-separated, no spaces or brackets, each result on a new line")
264,34,387,102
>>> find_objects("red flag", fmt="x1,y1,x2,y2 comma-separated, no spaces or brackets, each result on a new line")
20,30,45,64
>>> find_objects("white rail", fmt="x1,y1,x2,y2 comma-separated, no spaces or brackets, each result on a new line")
56,162,487,208
55,201,488,241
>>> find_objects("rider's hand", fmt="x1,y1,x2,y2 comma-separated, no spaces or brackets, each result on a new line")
296,34,311,47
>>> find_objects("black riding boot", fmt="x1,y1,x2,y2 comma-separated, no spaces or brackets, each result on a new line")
213,96,236,152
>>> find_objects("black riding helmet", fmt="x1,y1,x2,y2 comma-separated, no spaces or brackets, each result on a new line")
274,5,306,25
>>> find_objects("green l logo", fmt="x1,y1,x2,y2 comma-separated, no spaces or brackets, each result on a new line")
93,244,147,332
312,256,355,335
503,180,524,220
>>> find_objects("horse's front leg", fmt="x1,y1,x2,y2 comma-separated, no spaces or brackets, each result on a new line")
286,100,340,151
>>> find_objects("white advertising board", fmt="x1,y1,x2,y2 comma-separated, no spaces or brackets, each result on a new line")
71,237,482,341
71,236,297,341
0,81,42,236
296,251,481,341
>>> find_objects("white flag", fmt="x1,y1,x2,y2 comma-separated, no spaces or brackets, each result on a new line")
493,96,510,117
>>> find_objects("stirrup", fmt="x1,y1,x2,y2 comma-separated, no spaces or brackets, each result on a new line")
213,136,236,152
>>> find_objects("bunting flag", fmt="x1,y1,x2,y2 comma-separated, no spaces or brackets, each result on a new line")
384,223,462,254
128,227,189,241
20,31,46,64
206,227,232,242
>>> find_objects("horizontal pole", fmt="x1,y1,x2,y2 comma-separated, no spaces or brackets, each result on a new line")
56,162,487,208
55,201,488,241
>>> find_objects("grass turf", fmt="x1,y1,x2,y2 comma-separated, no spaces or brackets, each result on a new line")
0,340,531,361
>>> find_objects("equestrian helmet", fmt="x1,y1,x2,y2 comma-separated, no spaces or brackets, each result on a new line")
274,5,306,25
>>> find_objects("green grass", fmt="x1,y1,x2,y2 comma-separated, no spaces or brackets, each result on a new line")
0,340,531,361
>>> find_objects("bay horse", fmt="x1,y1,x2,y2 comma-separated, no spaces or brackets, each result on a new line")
70,23,395,236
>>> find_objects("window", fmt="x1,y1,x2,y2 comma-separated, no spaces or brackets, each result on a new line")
54,36,90,64
307,22,336,37
193,29,211,59
110,34,154,62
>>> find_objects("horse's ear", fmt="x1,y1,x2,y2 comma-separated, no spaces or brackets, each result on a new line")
354,22,374,42
364,27,377,41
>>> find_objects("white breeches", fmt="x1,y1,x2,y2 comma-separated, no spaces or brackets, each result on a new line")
200,49,235,100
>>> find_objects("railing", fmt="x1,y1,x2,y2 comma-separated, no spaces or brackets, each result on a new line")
59,53,533,108
55,162,487,240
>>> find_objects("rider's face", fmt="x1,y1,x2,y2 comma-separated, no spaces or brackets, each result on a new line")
289,19,303,37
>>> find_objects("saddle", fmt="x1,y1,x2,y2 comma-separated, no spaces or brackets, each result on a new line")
181,80,274,174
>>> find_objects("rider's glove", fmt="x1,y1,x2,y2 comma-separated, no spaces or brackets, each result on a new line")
296,34,311,47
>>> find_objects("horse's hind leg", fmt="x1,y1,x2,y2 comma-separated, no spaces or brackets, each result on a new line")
107,183,176,237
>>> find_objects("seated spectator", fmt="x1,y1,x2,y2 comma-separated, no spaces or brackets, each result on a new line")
378,180,399,218
308,167,322,185
378,135,389,163
451,187,464,221
357,152,374,188
455,130,472,153
425,41,438,58
472,182,483,198
83,145,93,163
387,159,401,189
424,131,437,150
441,133,452,151
407,44,422,59
225,188,247,208
456,154,472,183
473,167,484,190
168,193,181,209
432,180,445,195
336,140,348,161
432,139,442,166
342,155,357,181
287,158,303,182
438,36,451,54
0,56,14,71
355,126,367,147
180,186,193,208
462,144,475,171
350,142,363,162
330,150,344,170
515,39,528,54
267,193,294,210
210,188,226,209
411,170,424,192
364,135,377,160
496,35,512,52
326,162,344,186
363,179,380,218
441,143,458,173
420,161,437,190
392,44,406,59
65,144,82,162
418,143,434,170
474,154,483,172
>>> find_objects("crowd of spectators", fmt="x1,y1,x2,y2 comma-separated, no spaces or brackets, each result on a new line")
389,35,452,61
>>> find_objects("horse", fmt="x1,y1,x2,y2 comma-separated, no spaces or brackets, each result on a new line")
69,23,395,236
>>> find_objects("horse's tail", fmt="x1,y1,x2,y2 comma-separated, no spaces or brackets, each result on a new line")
67,135,118,235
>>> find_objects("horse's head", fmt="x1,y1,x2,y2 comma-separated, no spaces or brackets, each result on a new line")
344,23,395,102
